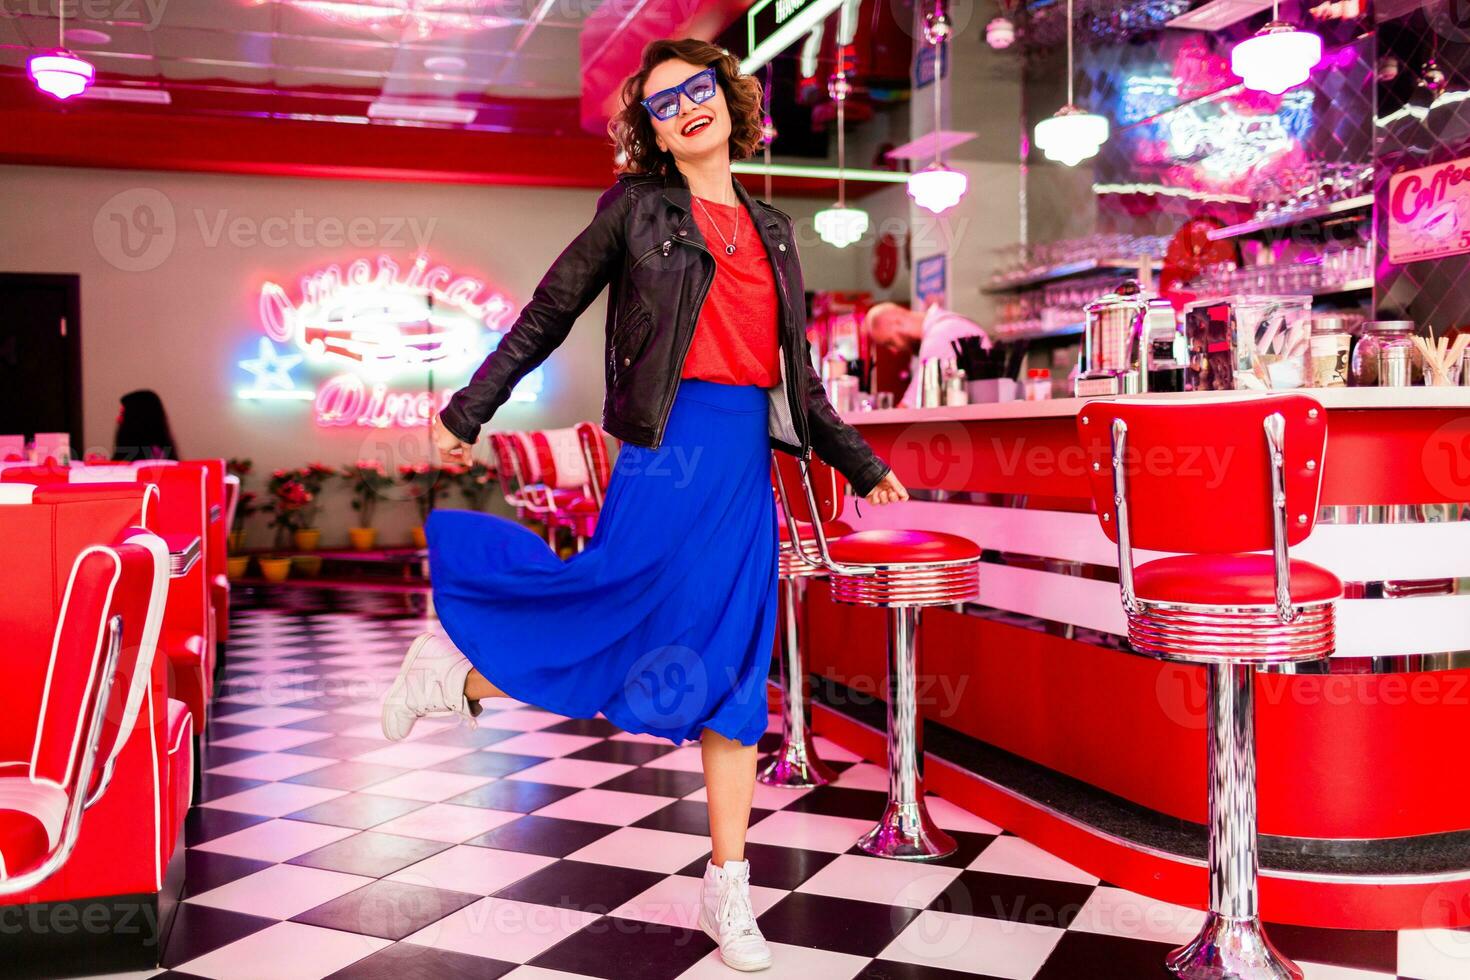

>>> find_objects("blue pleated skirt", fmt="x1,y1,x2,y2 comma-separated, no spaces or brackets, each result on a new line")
426,379,778,746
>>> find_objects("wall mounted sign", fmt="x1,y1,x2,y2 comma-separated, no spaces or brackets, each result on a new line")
742,0,845,73
915,253,947,309
913,40,949,90
1388,156,1470,265
237,254,536,427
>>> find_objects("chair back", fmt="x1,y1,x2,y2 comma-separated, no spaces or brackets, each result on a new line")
1077,394,1327,555
489,433,528,501
771,453,846,526
32,433,71,465
137,464,210,642
538,428,590,490
575,422,612,507
0,435,24,460
0,485,165,802
195,459,228,586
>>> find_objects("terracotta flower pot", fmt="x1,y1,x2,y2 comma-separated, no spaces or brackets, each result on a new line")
349,527,378,552
228,530,245,554
294,528,321,551
411,526,427,549
226,555,250,581
258,556,292,583
293,555,323,578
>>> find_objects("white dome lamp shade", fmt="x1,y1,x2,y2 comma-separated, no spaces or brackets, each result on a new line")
28,5,94,101
816,65,870,248
1034,104,1110,167
29,50,95,100
814,206,870,248
906,1,968,215
907,163,970,214
1031,0,1109,168
1231,16,1323,95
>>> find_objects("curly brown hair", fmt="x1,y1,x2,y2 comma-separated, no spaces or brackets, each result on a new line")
608,39,766,177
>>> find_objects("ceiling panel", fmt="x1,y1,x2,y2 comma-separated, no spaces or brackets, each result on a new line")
0,0,777,143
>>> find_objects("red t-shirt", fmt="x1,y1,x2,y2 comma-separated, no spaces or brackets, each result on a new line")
680,197,780,387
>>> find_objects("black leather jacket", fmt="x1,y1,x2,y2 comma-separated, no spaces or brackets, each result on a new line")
439,169,891,496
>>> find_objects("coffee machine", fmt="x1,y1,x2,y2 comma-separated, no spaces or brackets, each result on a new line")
1074,280,1183,396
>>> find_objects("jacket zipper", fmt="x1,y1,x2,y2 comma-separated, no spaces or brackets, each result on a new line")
766,228,811,454
651,230,713,447
632,239,672,269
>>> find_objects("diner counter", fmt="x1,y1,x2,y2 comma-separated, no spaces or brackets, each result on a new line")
798,385,1470,930
839,384,1470,424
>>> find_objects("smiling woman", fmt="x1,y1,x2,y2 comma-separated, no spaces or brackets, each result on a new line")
607,39,766,178
380,33,905,978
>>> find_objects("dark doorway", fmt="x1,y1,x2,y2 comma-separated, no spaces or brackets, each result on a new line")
0,273,83,453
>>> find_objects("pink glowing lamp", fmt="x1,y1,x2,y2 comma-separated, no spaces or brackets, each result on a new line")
28,3,94,101
28,50,95,100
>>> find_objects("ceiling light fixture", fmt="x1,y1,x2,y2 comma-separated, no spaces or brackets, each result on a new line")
815,62,869,248
1230,1,1323,94
1033,0,1110,167
907,1,968,214
28,3,95,101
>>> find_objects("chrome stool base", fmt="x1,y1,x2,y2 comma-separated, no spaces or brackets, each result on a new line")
1165,662,1302,980
759,576,836,789
857,799,957,860
1166,912,1303,980
758,748,837,789
848,605,958,862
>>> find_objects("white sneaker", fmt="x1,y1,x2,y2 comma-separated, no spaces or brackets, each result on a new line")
699,858,772,972
381,630,478,741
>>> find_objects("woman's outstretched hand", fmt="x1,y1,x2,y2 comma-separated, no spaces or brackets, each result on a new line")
864,470,909,506
432,413,473,464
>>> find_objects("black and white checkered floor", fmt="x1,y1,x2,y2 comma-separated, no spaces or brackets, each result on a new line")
102,588,1466,979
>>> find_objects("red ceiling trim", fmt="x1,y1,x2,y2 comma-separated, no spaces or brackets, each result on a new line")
0,103,620,189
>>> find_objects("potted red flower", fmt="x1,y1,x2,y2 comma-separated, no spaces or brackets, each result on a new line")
290,462,336,552
397,461,449,549
263,471,313,582
341,459,394,551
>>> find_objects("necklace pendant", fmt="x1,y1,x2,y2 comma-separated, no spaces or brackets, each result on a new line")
725,244,736,255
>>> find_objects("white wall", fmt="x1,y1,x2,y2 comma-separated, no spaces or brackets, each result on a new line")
0,164,866,546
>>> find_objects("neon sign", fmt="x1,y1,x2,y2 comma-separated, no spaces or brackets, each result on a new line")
237,254,539,427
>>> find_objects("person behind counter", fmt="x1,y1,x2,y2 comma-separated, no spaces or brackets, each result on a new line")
866,301,991,407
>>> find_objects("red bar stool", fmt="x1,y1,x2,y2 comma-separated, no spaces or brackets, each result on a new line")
1077,394,1339,980
761,461,852,788
774,454,980,860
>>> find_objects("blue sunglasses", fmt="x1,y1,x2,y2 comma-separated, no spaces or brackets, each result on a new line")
640,66,718,122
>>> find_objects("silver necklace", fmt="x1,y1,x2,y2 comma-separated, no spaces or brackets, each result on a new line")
695,197,738,255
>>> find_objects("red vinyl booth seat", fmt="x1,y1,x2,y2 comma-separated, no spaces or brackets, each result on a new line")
2,463,217,737
198,459,230,652
0,484,188,908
